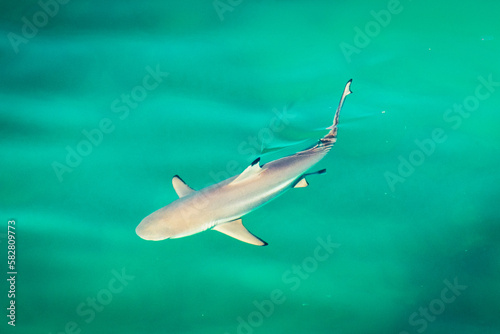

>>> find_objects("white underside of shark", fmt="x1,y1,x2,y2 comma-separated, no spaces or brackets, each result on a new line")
136,80,353,246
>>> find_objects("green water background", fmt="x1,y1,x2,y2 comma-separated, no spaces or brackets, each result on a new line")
1,0,499,333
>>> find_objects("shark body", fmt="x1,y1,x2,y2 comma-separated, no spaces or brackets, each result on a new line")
136,80,352,246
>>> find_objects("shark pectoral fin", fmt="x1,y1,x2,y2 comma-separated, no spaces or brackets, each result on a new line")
213,219,268,246
294,178,309,188
172,175,196,198
230,158,262,185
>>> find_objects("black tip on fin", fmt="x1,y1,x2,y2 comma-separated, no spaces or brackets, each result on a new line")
251,157,260,166
304,169,327,177
173,174,188,183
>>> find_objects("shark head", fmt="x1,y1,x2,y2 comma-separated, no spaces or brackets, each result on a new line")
136,198,204,241
136,217,169,241
135,207,177,241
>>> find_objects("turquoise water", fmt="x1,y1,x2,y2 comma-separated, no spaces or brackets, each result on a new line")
1,0,500,333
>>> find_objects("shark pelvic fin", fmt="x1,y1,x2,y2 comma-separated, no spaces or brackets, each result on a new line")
172,175,196,198
213,219,267,246
230,158,262,185
294,178,309,188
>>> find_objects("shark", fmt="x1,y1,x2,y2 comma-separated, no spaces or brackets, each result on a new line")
136,79,352,246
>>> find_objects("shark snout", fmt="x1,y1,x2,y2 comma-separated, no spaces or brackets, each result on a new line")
135,219,169,241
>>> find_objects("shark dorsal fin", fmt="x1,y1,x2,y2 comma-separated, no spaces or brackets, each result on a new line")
230,158,262,185
213,219,267,246
172,175,196,198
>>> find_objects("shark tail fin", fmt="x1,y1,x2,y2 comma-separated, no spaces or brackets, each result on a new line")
322,79,352,145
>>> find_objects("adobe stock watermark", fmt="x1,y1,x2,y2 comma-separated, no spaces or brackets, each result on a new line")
208,105,296,184
225,236,340,334
399,277,467,334
213,0,244,21
7,0,70,54
51,64,169,182
385,74,499,192
49,268,134,334
339,0,404,64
